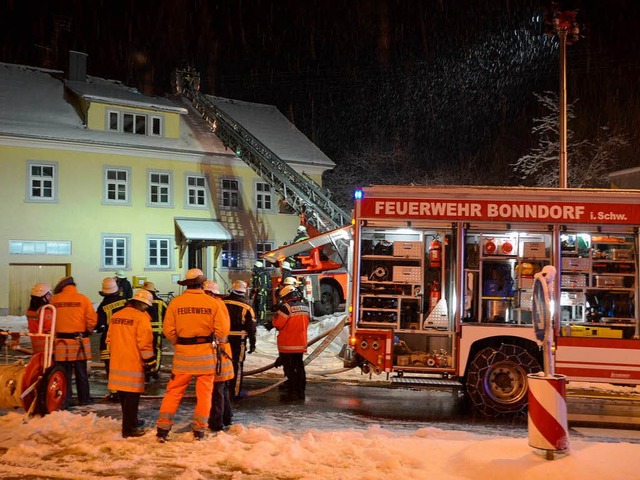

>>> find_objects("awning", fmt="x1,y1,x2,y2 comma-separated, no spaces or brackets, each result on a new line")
262,225,352,264
174,218,233,267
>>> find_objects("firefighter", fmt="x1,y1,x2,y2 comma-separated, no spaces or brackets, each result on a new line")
50,276,98,407
106,289,156,438
250,260,270,326
292,225,309,244
272,276,301,319
26,282,53,355
141,281,168,378
224,280,256,400
280,260,295,285
203,280,234,431
114,270,133,299
156,268,225,442
272,284,310,401
96,277,127,401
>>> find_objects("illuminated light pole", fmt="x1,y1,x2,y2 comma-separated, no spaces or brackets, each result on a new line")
545,6,580,188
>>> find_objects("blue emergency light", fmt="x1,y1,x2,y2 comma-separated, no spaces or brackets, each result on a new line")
354,190,363,200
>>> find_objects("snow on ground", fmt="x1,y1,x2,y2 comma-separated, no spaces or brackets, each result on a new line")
1,313,640,479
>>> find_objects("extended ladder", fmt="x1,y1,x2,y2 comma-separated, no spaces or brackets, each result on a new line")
173,68,350,232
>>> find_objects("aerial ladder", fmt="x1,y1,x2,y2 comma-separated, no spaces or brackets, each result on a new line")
172,67,350,232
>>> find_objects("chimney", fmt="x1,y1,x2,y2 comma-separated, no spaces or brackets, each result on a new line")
68,51,88,82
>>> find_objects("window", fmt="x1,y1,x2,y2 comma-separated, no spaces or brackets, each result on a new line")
256,241,275,261
106,109,163,137
221,177,241,210
151,116,162,136
10,240,71,255
104,167,131,204
148,170,172,207
255,181,274,212
222,240,242,269
186,174,208,208
147,236,172,269
26,161,57,202
102,234,130,269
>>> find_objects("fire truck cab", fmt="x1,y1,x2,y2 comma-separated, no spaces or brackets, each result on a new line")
346,185,640,416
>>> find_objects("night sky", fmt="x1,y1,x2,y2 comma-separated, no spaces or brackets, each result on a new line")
2,0,639,184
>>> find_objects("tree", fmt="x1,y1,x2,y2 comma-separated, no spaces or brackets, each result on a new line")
512,91,628,187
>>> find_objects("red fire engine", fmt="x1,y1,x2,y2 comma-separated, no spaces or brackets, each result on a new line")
345,185,640,416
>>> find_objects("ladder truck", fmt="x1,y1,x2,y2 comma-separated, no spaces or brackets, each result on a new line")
172,68,351,314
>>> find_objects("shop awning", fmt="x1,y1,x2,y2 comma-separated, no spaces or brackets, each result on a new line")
174,218,233,267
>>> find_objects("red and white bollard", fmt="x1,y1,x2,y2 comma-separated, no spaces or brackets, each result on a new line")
527,372,570,460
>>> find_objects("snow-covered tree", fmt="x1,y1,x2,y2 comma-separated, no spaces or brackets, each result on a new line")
512,91,628,187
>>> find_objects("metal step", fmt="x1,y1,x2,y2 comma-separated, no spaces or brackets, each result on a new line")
391,376,463,388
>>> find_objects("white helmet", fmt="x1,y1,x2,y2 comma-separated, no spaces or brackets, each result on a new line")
278,284,298,298
254,260,263,268
203,280,220,294
282,277,299,286
132,289,153,307
115,270,127,279
231,280,247,293
281,261,292,270
100,277,119,295
297,225,307,232
31,282,52,297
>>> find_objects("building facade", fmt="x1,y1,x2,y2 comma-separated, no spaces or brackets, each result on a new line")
0,58,335,315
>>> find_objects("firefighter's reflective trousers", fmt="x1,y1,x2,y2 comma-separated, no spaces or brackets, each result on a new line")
156,373,214,433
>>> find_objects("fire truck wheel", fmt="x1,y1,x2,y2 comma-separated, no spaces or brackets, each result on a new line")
37,365,68,415
21,352,44,411
465,344,539,417
314,284,340,316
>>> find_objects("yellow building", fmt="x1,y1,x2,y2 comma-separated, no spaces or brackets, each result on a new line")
0,56,336,315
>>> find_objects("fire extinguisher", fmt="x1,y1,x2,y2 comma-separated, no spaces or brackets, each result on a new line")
429,280,441,312
429,238,442,268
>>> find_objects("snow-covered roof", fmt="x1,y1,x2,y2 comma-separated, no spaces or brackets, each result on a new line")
0,62,225,155
65,76,187,114
0,62,336,172
209,95,335,168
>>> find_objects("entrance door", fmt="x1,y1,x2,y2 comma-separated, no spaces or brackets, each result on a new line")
9,263,69,315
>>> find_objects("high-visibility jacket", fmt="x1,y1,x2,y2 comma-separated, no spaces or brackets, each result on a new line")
26,306,53,354
96,294,127,361
212,296,234,382
106,305,154,393
149,295,168,335
51,285,97,361
272,297,310,353
224,293,256,350
163,289,223,375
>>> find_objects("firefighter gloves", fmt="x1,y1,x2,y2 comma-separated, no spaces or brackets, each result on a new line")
143,356,157,378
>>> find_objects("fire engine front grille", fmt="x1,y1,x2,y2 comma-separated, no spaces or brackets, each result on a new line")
391,377,462,388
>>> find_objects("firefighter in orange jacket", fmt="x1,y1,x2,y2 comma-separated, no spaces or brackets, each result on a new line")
203,280,234,431
272,284,310,401
106,289,156,438
50,276,98,407
26,282,53,355
156,269,226,442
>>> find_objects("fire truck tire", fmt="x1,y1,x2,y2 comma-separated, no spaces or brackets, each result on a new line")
314,283,340,316
37,365,68,415
465,344,539,417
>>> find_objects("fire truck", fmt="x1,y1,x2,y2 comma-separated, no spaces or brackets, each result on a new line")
262,225,352,316
345,185,640,416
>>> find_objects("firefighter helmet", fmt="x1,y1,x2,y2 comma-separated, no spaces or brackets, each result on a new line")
31,282,52,297
132,289,153,307
115,270,127,279
254,260,263,268
142,281,158,292
178,268,205,286
297,225,307,232
203,280,220,295
278,284,299,298
231,280,247,294
283,277,299,286
282,261,292,270
99,277,119,295
54,276,75,294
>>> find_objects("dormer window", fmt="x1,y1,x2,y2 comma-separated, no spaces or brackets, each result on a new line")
107,109,163,136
